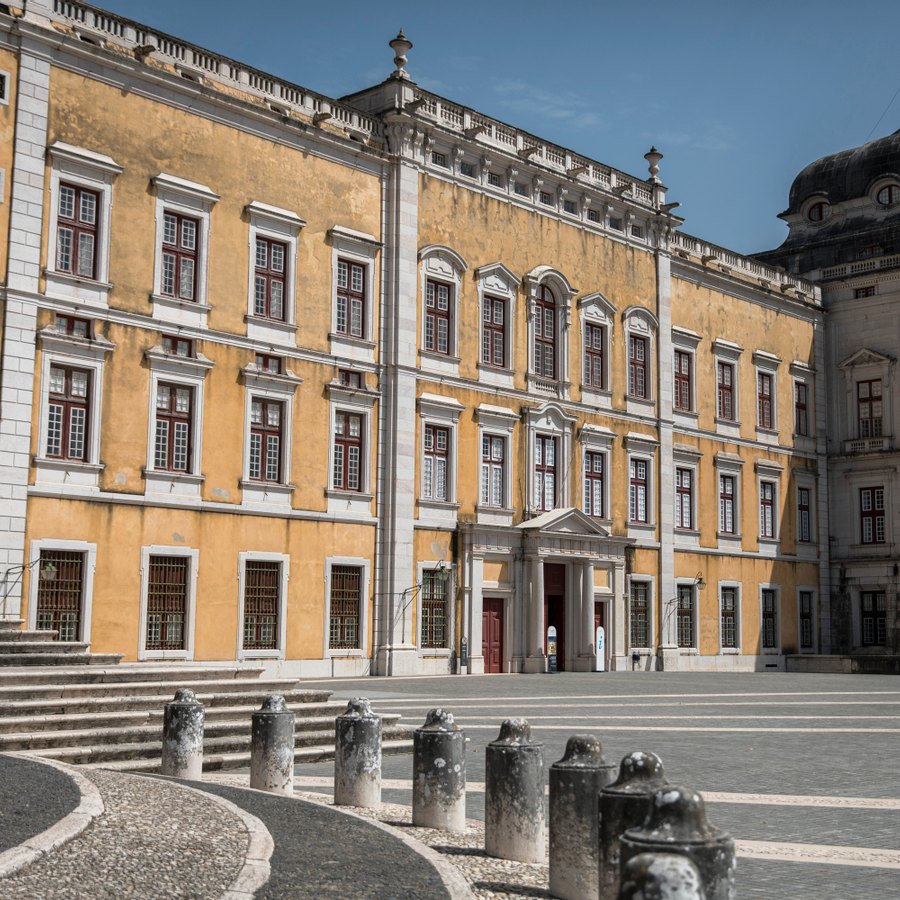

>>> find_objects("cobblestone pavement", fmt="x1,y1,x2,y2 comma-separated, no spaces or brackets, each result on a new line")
292,671,900,900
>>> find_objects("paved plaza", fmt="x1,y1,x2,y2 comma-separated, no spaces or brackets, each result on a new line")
295,670,900,899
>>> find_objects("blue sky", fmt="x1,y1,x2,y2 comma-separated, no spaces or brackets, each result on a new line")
96,0,900,255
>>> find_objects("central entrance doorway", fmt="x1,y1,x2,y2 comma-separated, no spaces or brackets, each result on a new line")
544,563,566,671
482,597,504,673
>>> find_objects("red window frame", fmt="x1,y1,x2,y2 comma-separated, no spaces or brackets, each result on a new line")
336,258,366,338
481,435,505,508
56,315,91,338
628,335,647,399
720,587,737,649
857,379,883,438
533,286,556,379
583,322,606,389
56,182,99,280
337,369,361,388
675,467,693,530
425,279,453,356
162,335,195,358
534,434,557,512
46,365,90,462
255,353,283,374
794,382,809,436
333,411,363,492
154,382,193,472
583,450,605,518
860,487,885,544
757,371,773,429
423,423,450,501
482,296,507,368
797,486,811,542
717,361,735,421
719,474,736,534
254,236,287,321
249,398,283,483
673,350,692,411
759,481,775,539
629,458,648,523
161,211,199,301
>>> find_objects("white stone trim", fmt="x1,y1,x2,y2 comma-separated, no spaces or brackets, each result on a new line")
672,450,700,549
796,585,818,654
671,327,701,426
329,225,380,362
237,551,290,660
623,305,658,414
578,424,614,524
674,578,701,653
524,401,576,513
475,262,518,388
794,472,817,560
417,393,463,525
759,582,781,655
0,68,10,107
626,437,657,539
323,556,371,658
714,452,744,551
475,403,517,526
415,559,455,655
717,580,742,655
27,538,97,644
712,340,743,438
138,544,199,661
327,390,375,516
418,244,466,376
756,465,782,555
524,265,577,399
627,575,656,653
578,291,616,409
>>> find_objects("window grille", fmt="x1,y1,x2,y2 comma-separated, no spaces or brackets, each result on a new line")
35,550,84,641
145,555,188,650
330,565,361,649
243,561,279,650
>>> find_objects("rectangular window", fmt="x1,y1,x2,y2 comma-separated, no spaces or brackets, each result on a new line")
534,289,556,379
854,285,876,298
488,171,502,188
676,585,695,648
338,369,361,388
757,371,773,429
420,570,447,649
799,591,814,649
154,383,193,472
857,379,883,438
482,296,507,368
534,434,557,512
861,591,887,646
423,423,450,501
163,335,194,358
860,486,886,544
329,564,361,649
629,582,649,648
759,481,776,539
431,151,447,168
628,335,647,398
333,411,363,492
161,211,199,301
255,353,283,375
675,467,693,530
56,182,99,279
609,217,623,231
145,555,188,651
797,486,812,542
583,323,606,389
249,398,283,483
539,191,554,206
243,560,279,651
674,350,692,411
794,382,809,436
583,451,605,518
514,182,528,196
460,161,476,179
253,236,287,321
480,435,505,508
720,587,738,650
719,474,736,534
631,224,645,239
336,258,366,338
587,208,600,223
35,550,84,642
56,315,91,338
46,366,90,461
761,589,778,649
629,458,648,523
563,199,577,215
425,279,453,355
717,362,735,421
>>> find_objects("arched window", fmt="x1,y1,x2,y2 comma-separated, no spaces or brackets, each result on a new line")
807,201,829,223
534,285,556,379
876,185,900,206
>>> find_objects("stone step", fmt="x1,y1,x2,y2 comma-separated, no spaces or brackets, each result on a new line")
0,629,60,642
0,619,26,632
0,640,91,654
0,652,125,666
0,665,267,687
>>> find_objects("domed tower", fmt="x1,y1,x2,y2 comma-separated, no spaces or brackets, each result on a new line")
758,132,899,666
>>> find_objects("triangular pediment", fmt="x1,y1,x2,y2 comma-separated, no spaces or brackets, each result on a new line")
839,347,894,370
517,507,610,537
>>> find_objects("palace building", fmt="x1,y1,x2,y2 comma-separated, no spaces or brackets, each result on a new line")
0,1,827,676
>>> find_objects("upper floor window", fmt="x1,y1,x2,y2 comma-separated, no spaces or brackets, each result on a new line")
717,361,735,421
860,487,885,544
857,379,883,437
425,279,453,356
482,296,507,368
249,398,283,483
629,458,649,523
254,237,287,321
46,366,90,461
794,382,809,436
256,353,283,375
674,350,692,411
163,335,195,358
333,411,363,492
807,201,829,222
337,368,361,388
422,423,450,501
56,183,99,280
797,486,812,543
675,467,693,530
854,285,876,298
431,151,448,168
628,335,648,399
336,258,366,338
161,212,199,301
719,474,736,535
56,315,91,338
154,383,193,472
877,185,900,206
534,434,557,512
481,435,506,508
584,323,606,389
583,451,605,518
757,371,774,429
759,480,776,539
534,286,557,379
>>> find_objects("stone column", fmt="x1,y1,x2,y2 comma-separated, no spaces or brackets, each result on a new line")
161,688,205,780
619,853,706,899
524,557,545,673
250,694,295,796
469,554,484,675
334,698,382,808
412,708,466,832
579,559,595,670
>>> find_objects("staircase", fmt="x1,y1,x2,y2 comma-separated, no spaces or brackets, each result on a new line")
0,620,413,771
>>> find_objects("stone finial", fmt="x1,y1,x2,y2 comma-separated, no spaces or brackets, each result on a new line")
494,718,532,745
555,733,605,768
172,688,197,704
422,708,457,731
645,146,663,183
389,30,412,80
260,694,287,712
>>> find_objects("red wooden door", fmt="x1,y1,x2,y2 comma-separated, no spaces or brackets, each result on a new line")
482,598,504,673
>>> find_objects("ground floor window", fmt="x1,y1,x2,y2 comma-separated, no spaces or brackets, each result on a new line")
145,555,188,651
720,588,738,649
420,569,448,649
761,589,778,650
35,550,84,641
629,582,650,648
861,591,887,647
330,565,361,650
243,560,280,651
676,585,695,648
799,591,814,649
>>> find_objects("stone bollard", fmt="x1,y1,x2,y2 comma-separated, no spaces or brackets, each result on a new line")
334,697,382,808
161,688,205,780
548,735,617,900
599,751,668,899
250,694,296,796
620,786,735,900
412,708,467,833
484,718,544,863
619,852,706,899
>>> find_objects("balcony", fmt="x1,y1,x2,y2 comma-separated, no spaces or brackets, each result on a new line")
843,436,891,454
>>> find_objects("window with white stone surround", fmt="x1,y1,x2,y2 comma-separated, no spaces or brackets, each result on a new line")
237,551,289,660
623,306,658,415
45,142,122,309
524,402,575,513
476,403,517,526
673,444,701,547
718,583,742,654
329,226,381,363
417,393,464,525
524,266,577,400
714,452,744,551
326,375,378,517
713,338,743,439
34,321,113,490
753,350,781,444
475,262,518,389
578,292,616,410
138,545,199,661
151,174,219,329
625,433,657,539
672,326,701,425
579,424,614,523
760,585,781,654
756,459,783,554
245,201,305,346
418,245,467,376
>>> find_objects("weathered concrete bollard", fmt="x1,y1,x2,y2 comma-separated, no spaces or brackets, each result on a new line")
619,852,706,899
620,786,735,900
250,694,296,796
412,708,466,832
484,718,544,863
161,688,205,780
548,734,617,900
334,697,382,808
599,751,668,899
